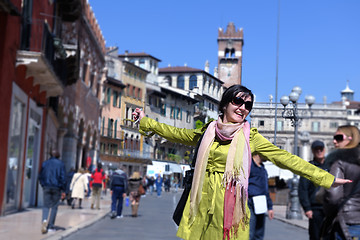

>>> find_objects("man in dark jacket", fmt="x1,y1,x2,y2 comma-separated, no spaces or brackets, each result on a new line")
38,150,66,234
110,168,128,219
298,140,327,240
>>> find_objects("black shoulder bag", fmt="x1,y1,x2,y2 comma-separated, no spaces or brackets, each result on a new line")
172,133,204,226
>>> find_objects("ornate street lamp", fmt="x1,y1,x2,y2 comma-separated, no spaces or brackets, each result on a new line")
280,86,315,220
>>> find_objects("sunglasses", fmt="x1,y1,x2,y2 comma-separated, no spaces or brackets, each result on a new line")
333,134,352,142
231,97,253,111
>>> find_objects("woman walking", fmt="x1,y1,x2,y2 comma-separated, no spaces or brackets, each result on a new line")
70,168,88,209
323,125,360,239
133,84,350,240
127,171,143,217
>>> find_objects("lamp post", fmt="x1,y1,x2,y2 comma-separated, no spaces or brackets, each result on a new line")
280,86,315,220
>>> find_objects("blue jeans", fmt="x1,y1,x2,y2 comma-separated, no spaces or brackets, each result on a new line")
156,185,162,196
335,224,360,240
111,186,125,216
248,200,266,240
42,187,61,228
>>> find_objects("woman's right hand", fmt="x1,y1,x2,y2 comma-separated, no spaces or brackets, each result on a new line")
132,108,145,122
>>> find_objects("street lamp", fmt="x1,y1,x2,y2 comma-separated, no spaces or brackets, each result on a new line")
280,86,315,220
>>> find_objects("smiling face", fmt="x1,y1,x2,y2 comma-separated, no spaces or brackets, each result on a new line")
222,92,253,124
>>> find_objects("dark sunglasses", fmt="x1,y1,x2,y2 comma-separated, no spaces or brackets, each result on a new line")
231,97,253,111
333,134,352,142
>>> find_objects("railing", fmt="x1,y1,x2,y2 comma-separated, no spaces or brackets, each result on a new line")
20,20,68,86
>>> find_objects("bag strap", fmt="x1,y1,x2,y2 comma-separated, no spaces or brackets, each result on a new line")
190,131,206,169
71,174,82,189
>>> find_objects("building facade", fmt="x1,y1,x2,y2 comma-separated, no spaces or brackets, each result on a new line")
0,0,83,215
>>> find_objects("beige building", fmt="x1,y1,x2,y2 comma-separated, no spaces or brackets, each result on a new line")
100,49,151,176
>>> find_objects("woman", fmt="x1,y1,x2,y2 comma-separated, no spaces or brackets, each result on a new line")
133,85,350,240
323,125,360,239
70,168,88,209
127,171,143,217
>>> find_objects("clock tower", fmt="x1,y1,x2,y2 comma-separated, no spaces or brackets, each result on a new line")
217,22,244,88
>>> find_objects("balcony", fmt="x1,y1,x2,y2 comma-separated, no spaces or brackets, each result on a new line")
16,22,69,97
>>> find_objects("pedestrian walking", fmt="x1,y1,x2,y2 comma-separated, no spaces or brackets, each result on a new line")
248,153,274,240
90,162,105,210
110,168,128,219
70,168,88,209
132,84,351,240
147,176,155,195
155,174,163,197
38,149,66,234
298,140,327,240
127,171,143,217
322,125,360,240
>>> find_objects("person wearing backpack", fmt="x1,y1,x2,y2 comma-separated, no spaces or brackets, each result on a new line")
91,162,105,210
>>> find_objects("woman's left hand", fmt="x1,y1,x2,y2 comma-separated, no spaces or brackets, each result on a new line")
332,178,353,187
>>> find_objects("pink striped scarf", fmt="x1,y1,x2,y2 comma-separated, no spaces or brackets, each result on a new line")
189,117,251,239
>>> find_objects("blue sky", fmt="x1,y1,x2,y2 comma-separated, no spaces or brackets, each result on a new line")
89,0,360,103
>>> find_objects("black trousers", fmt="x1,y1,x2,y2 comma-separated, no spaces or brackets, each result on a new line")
309,208,325,240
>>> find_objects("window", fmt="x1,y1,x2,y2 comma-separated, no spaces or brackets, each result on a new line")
330,122,338,128
101,117,105,135
114,120,117,138
118,92,122,108
113,144,118,155
108,119,114,137
82,63,88,82
164,76,172,86
186,111,191,123
170,106,175,119
277,121,283,131
133,87,137,99
259,120,265,127
189,75,197,90
176,108,182,120
177,75,184,89
160,103,166,116
139,59,145,69
89,73,95,89
113,91,118,107
138,88,141,100
312,122,320,132
107,88,111,104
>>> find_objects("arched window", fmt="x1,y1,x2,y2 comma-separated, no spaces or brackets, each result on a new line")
189,75,197,90
177,75,184,89
225,48,230,58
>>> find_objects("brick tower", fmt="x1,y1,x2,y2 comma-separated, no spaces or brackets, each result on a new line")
217,22,244,88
